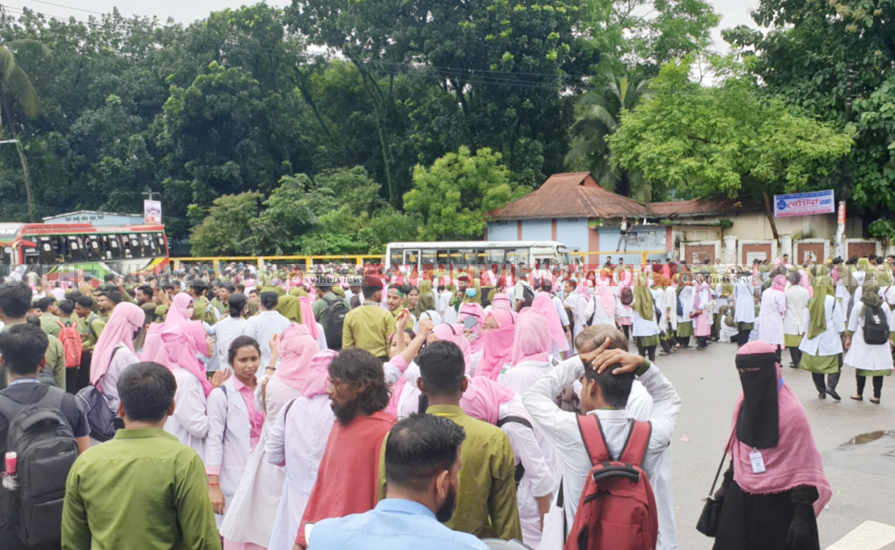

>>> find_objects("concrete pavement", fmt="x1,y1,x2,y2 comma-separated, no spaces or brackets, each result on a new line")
653,339,895,549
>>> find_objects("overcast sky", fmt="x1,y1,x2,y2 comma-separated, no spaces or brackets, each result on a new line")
3,0,759,55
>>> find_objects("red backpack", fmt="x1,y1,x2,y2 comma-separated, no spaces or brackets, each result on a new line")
57,321,83,368
565,416,658,550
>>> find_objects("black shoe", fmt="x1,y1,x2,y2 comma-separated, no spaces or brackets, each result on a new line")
827,388,841,401
818,391,826,399
697,346,706,351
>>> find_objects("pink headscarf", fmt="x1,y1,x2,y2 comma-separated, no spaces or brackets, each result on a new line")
511,309,552,365
692,279,712,311
798,270,814,298
595,275,617,318
298,296,319,340
460,376,515,425
90,303,145,385
432,324,472,374
531,293,566,349
575,281,590,296
731,341,832,515
165,293,194,326
476,311,516,380
140,321,213,396
459,302,486,355
275,323,321,392
491,294,513,313
771,274,787,293
301,350,338,398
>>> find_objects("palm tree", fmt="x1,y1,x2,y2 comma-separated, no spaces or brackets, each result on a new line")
0,39,44,221
566,72,653,201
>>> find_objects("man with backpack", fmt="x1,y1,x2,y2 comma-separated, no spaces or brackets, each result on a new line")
522,325,681,549
313,280,350,350
0,323,89,550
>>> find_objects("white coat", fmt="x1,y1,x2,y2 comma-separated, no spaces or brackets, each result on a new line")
675,287,694,324
205,377,253,527
734,280,756,324
662,288,678,332
758,288,786,346
499,360,553,397
585,294,616,327
220,376,302,546
631,295,659,338
799,295,845,357
96,345,140,413
266,394,335,550
783,286,810,337
565,293,590,340
164,366,209,462
844,301,893,373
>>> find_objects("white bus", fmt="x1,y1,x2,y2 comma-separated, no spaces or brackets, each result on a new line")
385,240,574,271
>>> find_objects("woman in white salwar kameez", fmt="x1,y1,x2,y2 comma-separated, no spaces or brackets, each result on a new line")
265,350,337,550
220,324,320,549
845,278,893,404
758,274,787,360
498,309,554,397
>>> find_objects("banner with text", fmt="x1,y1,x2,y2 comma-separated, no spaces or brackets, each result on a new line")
144,200,162,224
773,190,835,218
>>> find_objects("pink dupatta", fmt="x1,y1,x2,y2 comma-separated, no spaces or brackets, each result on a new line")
276,323,321,392
90,303,145,385
476,310,516,380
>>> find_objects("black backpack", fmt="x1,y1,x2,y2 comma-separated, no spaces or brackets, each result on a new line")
676,294,684,317
321,295,349,350
0,387,79,546
75,345,121,442
862,305,890,345
521,284,535,308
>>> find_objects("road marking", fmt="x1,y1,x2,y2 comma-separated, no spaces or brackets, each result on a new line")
827,521,895,550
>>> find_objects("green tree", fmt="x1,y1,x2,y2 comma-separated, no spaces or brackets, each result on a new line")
566,71,652,200
723,0,894,231
0,39,44,221
404,146,520,240
189,192,262,255
610,59,854,239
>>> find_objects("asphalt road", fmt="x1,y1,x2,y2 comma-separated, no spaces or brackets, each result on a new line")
654,339,895,550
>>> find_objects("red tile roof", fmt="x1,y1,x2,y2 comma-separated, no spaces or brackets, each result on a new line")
488,172,751,220
488,172,651,220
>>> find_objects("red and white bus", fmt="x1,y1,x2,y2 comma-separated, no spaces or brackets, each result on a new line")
0,222,169,280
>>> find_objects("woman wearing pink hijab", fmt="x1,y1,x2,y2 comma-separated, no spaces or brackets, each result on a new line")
798,270,814,298
220,324,320,550
532,292,568,355
499,309,553,396
586,271,618,327
460,376,556,549
459,302,486,357
476,310,516,380
91,302,146,412
712,341,830,550
266,351,338,550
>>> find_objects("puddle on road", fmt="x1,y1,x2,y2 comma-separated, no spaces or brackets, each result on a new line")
840,430,894,448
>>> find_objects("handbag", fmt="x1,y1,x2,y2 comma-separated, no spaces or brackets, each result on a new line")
696,436,733,537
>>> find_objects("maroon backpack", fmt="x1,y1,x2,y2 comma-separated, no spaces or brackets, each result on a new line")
565,416,658,550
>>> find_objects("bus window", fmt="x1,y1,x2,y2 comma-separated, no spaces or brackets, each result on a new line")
389,249,402,267
101,235,120,259
436,250,450,265
156,233,167,255
421,249,437,267
141,234,153,256
447,250,462,266
488,248,506,265
67,236,84,263
39,237,59,265
515,248,530,267
462,249,482,266
85,236,101,261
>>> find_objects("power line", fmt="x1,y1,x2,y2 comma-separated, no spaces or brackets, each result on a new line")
25,0,104,16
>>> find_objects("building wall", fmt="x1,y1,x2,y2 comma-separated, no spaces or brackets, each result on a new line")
487,221,517,241
598,226,667,252
43,212,144,227
724,212,861,241
555,218,589,252
521,219,552,241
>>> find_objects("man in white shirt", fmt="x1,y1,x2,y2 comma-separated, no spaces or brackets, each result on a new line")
243,291,291,366
522,325,681,544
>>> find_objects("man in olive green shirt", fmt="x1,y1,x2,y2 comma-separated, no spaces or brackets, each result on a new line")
342,276,396,360
62,362,220,550
37,296,63,338
417,340,522,541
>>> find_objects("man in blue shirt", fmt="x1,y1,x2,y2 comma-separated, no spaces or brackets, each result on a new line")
307,414,488,550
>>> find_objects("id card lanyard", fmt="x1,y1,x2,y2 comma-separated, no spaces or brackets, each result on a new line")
750,376,785,474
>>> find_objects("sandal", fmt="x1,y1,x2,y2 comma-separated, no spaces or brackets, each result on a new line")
850,395,863,401
870,397,881,405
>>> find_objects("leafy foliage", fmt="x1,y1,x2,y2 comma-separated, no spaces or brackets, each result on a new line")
404,147,522,240
189,192,262,256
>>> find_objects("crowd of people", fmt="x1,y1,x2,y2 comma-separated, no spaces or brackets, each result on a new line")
2,250,884,549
